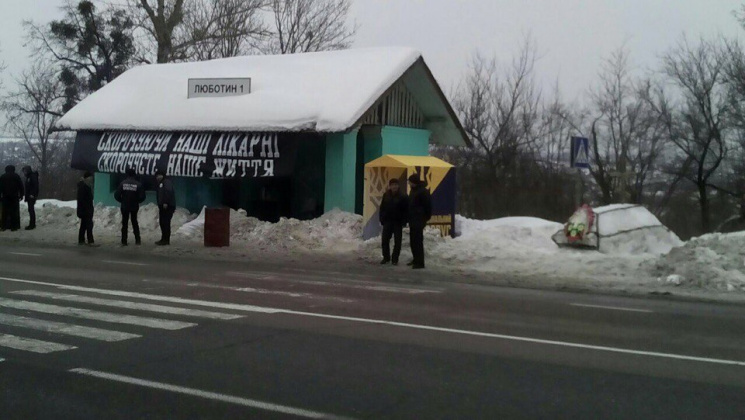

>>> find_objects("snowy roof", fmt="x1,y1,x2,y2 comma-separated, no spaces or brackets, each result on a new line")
55,47,469,146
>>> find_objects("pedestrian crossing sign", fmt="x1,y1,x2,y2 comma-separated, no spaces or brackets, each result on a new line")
570,136,590,169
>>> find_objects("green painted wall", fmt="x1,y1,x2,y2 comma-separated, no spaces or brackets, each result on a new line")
93,173,116,206
324,130,358,213
381,126,430,156
94,172,219,213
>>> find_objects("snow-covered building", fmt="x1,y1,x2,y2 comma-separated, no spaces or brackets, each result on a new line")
55,47,469,220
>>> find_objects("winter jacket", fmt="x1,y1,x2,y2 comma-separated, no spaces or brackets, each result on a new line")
77,178,94,219
23,168,39,202
0,165,24,202
157,178,176,209
408,183,432,229
114,176,146,211
379,190,408,225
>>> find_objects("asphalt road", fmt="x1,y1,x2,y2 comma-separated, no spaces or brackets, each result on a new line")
0,241,744,419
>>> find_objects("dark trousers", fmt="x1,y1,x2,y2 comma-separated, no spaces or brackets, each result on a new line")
382,222,403,263
410,224,425,267
159,206,175,243
120,208,140,244
2,199,20,230
78,216,94,244
27,198,36,227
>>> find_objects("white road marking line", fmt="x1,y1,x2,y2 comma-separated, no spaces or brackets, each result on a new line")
0,313,140,342
0,333,76,353
2,276,745,367
11,290,243,320
102,260,149,266
0,277,280,313
9,252,42,257
69,368,352,420
0,358,4,362
226,271,443,294
0,298,196,330
570,303,653,313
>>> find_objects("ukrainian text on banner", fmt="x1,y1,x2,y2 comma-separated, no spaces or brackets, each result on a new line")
71,131,307,178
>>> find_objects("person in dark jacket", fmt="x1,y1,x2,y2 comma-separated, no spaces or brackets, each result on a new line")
379,178,408,265
114,168,146,246
407,174,432,269
22,166,39,230
0,165,24,231
77,171,97,246
155,170,176,246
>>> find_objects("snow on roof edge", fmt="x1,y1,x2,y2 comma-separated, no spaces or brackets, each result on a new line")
55,47,424,134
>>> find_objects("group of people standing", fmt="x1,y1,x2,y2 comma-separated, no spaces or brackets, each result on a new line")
76,168,176,247
379,174,432,269
0,165,39,232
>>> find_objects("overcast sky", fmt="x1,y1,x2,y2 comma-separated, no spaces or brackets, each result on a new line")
1,0,744,134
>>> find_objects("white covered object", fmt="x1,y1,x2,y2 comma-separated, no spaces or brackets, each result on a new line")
55,47,421,133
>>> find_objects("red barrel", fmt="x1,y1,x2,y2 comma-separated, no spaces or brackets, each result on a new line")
204,207,230,247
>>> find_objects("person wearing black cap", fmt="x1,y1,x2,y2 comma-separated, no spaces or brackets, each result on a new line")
379,178,408,265
21,166,39,230
0,165,24,231
407,173,431,269
155,169,176,246
114,168,146,246
77,171,97,246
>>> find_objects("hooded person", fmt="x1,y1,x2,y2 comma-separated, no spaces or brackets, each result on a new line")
407,173,432,269
0,165,24,231
77,171,98,246
22,166,39,230
379,178,408,265
155,169,176,246
114,168,146,246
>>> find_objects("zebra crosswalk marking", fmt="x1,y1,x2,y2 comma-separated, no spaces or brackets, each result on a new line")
0,333,76,353
0,313,140,342
11,290,243,320
0,298,196,330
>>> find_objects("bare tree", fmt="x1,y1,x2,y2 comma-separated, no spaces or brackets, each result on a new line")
185,0,268,60
1,61,67,186
579,49,668,205
128,0,268,63
650,36,732,232
446,38,549,218
265,0,357,54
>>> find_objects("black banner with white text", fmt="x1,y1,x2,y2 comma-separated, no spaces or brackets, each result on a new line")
71,131,309,178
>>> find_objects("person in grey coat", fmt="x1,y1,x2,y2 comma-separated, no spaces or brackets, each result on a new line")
155,169,176,245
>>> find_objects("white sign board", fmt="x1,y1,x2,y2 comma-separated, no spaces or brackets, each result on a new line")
188,78,252,98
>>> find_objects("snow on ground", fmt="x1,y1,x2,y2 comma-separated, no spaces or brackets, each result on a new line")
7,200,745,296
176,206,361,253
427,214,652,283
649,231,745,292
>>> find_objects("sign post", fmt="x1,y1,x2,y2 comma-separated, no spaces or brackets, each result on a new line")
570,136,590,208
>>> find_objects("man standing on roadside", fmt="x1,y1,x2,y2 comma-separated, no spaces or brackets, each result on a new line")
114,168,145,246
0,165,24,231
22,166,39,230
407,173,432,269
155,170,176,246
77,171,97,246
379,178,408,265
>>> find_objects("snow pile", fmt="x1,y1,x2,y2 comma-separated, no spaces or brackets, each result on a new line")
650,232,745,292
593,204,683,255
23,201,194,233
177,207,362,253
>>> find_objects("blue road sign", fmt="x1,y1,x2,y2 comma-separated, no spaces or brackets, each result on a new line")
570,136,590,169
